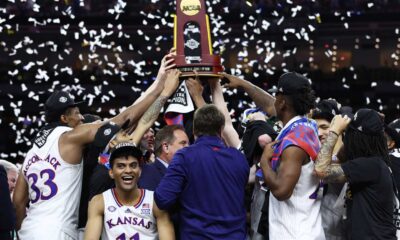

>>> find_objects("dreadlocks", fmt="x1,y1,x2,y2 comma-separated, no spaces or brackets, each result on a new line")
343,127,390,165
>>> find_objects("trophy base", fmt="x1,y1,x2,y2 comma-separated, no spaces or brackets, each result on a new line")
174,55,223,78
177,66,222,78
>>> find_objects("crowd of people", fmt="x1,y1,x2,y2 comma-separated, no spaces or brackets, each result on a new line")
1,50,400,240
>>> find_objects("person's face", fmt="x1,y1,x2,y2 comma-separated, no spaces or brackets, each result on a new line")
316,119,331,144
165,129,189,162
384,132,395,151
7,169,18,193
109,156,141,192
63,107,83,128
141,128,155,152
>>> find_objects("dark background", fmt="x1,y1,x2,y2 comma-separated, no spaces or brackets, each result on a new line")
0,0,400,163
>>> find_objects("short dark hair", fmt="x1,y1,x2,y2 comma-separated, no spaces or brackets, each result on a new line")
154,125,185,156
109,147,143,168
193,104,225,137
284,86,316,116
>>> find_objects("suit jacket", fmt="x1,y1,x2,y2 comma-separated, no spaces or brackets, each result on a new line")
138,158,167,191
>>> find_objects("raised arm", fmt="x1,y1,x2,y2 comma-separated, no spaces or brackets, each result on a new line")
209,79,241,148
221,73,276,116
110,54,176,129
59,54,176,164
315,115,351,183
186,76,206,108
130,69,181,145
84,194,104,240
153,201,175,240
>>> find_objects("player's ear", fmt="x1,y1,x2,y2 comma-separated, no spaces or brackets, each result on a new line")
60,114,68,124
108,169,114,179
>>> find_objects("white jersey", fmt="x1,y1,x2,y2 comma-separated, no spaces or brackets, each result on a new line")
102,188,157,240
269,161,325,240
18,126,83,240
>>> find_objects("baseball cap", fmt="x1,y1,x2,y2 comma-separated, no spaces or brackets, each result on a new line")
109,142,143,165
268,72,311,95
349,108,384,136
45,90,83,112
386,119,400,148
311,99,340,122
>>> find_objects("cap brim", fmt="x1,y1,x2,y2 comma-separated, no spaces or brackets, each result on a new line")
69,101,84,108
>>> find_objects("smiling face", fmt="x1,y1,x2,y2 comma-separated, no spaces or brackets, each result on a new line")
109,156,141,192
316,118,331,144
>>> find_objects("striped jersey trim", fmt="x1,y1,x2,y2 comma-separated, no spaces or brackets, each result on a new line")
111,188,145,208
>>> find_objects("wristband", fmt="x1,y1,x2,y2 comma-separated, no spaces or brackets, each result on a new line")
329,130,339,136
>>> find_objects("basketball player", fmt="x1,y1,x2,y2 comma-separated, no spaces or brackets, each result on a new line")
13,56,180,240
84,142,174,240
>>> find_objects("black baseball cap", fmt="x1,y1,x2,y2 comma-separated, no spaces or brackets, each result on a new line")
268,72,311,95
349,108,384,136
311,99,340,122
109,142,143,166
45,90,83,113
386,119,400,148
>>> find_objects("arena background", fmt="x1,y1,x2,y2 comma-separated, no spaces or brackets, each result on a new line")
0,0,399,163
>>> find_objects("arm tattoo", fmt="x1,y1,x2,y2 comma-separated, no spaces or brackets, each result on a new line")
245,84,275,113
140,95,168,123
315,131,346,183
324,164,346,183
315,131,338,172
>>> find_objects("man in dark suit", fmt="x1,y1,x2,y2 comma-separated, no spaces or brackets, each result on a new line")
139,125,189,190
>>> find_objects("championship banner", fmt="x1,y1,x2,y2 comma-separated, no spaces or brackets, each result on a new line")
165,81,194,114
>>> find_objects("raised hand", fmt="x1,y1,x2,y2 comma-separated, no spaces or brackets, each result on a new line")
260,140,279,167
186,71,206,108
330,115,351,135
162,69,181,97
157,53,176,82
186,74,204,99
109,131,133,149
220,72,246,89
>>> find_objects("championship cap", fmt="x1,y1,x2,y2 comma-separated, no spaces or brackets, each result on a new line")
349,108,384,136
45,90,83,113
268,72,311,95
386,119,400,148
311,99,340,122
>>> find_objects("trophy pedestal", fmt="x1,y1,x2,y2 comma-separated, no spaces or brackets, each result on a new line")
174,54,223,77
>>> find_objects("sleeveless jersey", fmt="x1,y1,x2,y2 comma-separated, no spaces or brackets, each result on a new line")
18,126,83,240
269,116,325,240
102,188,157,240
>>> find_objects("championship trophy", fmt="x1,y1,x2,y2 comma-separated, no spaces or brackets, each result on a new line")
173,0,223,77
